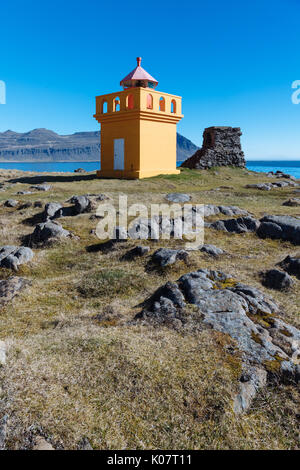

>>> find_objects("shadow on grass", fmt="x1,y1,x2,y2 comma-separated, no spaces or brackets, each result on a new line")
7,173,98,185
86,240,128,253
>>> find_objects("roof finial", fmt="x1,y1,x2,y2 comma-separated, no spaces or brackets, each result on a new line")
136,57,142,67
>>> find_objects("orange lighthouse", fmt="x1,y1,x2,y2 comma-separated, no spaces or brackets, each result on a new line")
93,58,183,179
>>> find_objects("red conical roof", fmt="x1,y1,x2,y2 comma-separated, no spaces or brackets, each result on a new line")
120,57,158,88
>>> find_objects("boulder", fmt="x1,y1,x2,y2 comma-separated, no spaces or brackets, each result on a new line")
43,202,63,220
69,195,93,214
245,183,273,191
261,269,293,290
0,246,34,270
207,216,259,233
218,205,249,216
1,255,19,271
137,269,300,411
30,183,51,191
275,170,296,180
234,366,267,414
152,248,189,267
203,204,249,217
278,255,300,278
30,221,70,246
4,199,18,207
200,244,224,256
165,193,191,203
257,215,300,244
246,181,298,191
93,194,109,201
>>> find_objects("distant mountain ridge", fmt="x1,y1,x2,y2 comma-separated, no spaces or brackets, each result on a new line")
0,128,198,162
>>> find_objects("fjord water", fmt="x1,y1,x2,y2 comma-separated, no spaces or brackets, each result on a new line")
0,160,300,178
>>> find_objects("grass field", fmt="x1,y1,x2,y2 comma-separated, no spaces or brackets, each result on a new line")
0,166,299,449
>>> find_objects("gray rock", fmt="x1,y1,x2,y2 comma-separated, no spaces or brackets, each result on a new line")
179,271,220,304
1,254,19,271
138,268,300,410
14,246,34,264
0,276,31,306
282,198,300,207
278,255,300,278
0,246,16,263
30,183,51,191
165,193,191,203
234,366,267,414
16,190,32,195
152,248,188,267
257,215,300,244
200,244,224,256
229,283,279,315
138,281,185,321
203,204,220,217
0,246,34,270
93,193,109,201
275,170,296,181
30,221,70,246
203,204,249,217
4,199,18,207
43,202,63,220
245,183,273,191
246,181,298,191
273,181,290,188
69,195,92,214
207,216,259,233
261,269,293,290
218,205,249,216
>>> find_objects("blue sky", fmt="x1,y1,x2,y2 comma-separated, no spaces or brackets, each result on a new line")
0,0,299,159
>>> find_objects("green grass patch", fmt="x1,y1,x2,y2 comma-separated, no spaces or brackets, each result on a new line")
77,268,146,298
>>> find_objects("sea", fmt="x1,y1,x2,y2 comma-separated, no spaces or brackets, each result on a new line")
0,160,299,178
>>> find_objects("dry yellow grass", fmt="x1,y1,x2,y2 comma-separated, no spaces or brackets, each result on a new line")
0,166,299,449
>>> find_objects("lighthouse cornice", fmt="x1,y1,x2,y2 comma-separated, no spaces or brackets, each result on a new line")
94,109,183,125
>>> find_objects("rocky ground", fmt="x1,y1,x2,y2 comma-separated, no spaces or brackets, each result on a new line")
0,166,299,450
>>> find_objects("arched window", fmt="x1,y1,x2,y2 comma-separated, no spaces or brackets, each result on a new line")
159,97,165,112
102,100,108,114
126,94,134,109
114,96,120,112
171,99,176,113
147,93,153,109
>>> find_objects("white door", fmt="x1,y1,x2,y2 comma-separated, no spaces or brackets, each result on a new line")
114,138,124,170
